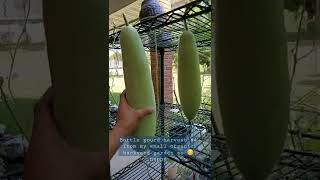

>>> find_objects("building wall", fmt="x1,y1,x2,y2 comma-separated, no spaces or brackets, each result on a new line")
150,49,173,104
159,0,171,12
288,41,320,101
0,0,44,45
163,50,173,103
0,50,51,99
0,0,49,99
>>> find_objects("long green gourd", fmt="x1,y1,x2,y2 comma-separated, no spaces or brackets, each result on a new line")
215,0,289,179
43,1,107,152
120,15,156,137
178,22,201,120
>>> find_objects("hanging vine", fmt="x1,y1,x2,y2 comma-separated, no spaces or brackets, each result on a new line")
0,0,32,141
285,0,320,151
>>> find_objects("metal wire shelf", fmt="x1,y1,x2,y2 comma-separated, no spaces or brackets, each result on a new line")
109,103,213,178
108,0,320,178
109,103,320,179
211,136,320,180
108,0,212,51
110,136,320,180
111,154,208,180
155,103,212,178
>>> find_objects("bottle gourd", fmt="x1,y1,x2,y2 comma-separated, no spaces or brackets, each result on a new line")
215,0,290,179
120,15,156,137
178,23,201,120
43,1,108,151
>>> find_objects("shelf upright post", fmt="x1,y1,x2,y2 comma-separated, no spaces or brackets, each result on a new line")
159,47,165,105
158,47,166,179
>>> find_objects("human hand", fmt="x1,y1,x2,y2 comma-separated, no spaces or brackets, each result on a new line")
108,90,155,160
114,90,155,137
24,87,108,180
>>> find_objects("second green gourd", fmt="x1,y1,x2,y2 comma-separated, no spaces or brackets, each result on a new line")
178,27,201,120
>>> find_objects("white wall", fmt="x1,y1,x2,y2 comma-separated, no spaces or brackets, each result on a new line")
0,0,45,44
288,41,320,103
0,49,51,99
0,0,50,99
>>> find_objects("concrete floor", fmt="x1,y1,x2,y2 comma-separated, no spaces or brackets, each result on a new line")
110,146,141,176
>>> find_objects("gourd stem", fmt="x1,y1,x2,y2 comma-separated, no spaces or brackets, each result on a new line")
184,20,188,30
123,14,129,26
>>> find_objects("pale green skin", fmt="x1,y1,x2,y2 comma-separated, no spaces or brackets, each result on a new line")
178,30,202,120
43,1,108,152
120,25,156,137
215,0,289,179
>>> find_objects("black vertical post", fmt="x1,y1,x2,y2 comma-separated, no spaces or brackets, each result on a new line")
159,48,165,105
159,47,165,180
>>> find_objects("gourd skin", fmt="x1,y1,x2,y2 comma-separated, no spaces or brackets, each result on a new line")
215,0,290,179
43,0,108,152
120,25,156,137
178,30,202,120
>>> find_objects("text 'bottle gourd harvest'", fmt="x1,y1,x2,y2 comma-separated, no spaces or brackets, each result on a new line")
215,0,290,179
43,0,108,152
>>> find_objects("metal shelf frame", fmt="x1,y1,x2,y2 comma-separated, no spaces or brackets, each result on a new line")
109,0,212,51
155,103,212,178
110,103,213,178
108,0,320,179
111,154,208,180
109,104,320,179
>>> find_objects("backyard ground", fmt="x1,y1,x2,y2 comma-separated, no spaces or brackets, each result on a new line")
0,98,35,137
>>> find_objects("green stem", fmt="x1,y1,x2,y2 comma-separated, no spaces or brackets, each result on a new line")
123,14,129,26
184,20,188,30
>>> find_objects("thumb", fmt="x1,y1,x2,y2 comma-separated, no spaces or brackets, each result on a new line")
119,90,128,106
33,87,55,131
32,87,63,143
135,107,155,120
